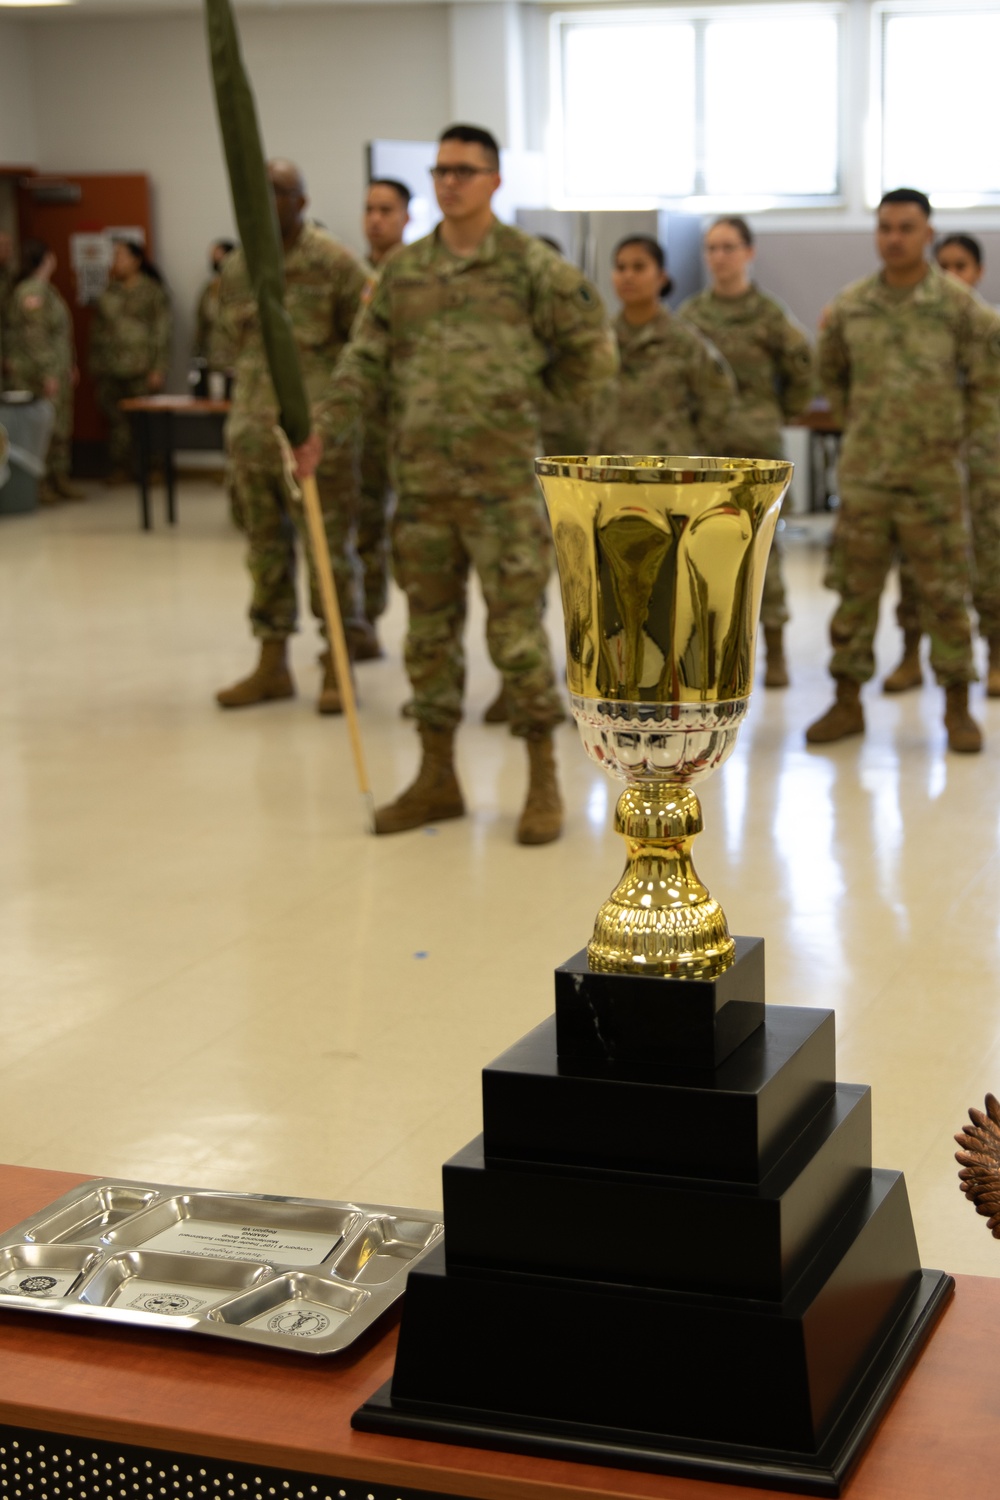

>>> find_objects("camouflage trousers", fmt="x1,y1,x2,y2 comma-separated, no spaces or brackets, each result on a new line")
828,478,975,687
761,537,788,631
45,379,74,480
230,458,366,646
95,374,149,473
895,472,1000,642
392,486,565,737
358,438,394,624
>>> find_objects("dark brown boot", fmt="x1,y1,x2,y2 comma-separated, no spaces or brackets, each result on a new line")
483,684,509,724
517,734,563,846
373,725,465,834
352,621,384,662
216,640,294,708
987,639,1000,699
763,626,789,688
805,678,864,744
944,684,983,754
882,630,923,693
316,649,355,715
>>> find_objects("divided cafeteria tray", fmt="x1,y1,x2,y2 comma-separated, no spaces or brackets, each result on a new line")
0,1177,443,1355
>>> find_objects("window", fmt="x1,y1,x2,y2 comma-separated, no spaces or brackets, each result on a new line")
552,6,842,208
878,5,1000,204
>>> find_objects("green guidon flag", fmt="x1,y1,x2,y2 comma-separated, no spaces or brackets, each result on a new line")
204,0,311,448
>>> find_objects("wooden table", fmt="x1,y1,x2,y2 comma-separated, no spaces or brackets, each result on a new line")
119,396,229,532
0,1163,997,1500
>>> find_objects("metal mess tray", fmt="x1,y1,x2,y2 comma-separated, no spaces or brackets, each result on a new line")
0,1177,443,1355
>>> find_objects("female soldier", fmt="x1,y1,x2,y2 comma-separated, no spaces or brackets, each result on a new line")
679,217,814,687
883,234,1000,697
89,239,171,481
599,235,733,462
3,239,81,501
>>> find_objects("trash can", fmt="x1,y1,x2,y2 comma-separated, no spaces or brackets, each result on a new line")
0,395,55,515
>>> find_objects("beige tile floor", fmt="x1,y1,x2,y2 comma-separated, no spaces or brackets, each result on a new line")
2,482,1000,1280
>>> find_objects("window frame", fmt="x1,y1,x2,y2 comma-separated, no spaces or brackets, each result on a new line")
548,2,847,212
870,0,1000,209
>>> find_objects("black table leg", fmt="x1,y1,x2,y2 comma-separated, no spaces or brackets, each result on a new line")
135,412,152,531
165,414,177,525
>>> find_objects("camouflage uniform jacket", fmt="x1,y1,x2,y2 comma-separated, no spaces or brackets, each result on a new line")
215,223,366,470
677,284,813,458
3,277,75,392
89,275,171,383
322,219,616,496
598,308,735,457
964,288,1000,482
818,264,1000,486
0,263,14,371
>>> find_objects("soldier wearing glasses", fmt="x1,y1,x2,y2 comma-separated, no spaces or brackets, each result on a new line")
316,124,616,845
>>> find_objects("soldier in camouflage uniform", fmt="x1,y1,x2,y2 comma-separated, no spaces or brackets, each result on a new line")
883,233,1000,698
0,231,15,372
318,125,617,844
89,239,171,480
214,159,369,715
597,236,733,460
193,239,235,375
356,179,411,657
2,239,81,500
807,189,1000,754
679,217,814,688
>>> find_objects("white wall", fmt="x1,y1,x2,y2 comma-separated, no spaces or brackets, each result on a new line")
0,16,38,167
27,5,450,381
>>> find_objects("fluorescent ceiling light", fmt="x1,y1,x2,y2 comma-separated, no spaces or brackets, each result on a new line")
0,1,76,7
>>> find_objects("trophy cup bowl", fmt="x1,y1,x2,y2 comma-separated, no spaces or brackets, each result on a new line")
535,455,793,980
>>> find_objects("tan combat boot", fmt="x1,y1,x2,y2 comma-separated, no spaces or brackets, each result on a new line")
882,630,923,693
763,626,789,689
944,684,983,754
216,640,294,708
987,639,1000,698
517,733,564,846
805,678,864,744
483,684,509,724
373,725,465,834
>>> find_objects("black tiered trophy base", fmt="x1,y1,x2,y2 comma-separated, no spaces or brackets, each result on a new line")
353,941,953,1496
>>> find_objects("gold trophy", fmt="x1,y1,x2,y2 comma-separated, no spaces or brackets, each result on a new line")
536,456,792,980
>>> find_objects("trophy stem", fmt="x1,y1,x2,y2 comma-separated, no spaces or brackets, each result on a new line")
588,784,735,979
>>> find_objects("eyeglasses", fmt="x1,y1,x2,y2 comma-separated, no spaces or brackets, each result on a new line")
429,165,494,183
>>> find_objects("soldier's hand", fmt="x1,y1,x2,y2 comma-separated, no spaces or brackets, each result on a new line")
293,431,322,479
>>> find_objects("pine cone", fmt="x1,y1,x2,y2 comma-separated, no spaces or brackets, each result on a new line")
955,1093,1000,1237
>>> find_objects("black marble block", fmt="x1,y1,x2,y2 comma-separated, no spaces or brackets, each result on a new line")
482,1005,836,1182
381,1170,924,1457
444,1084,871,1299
555,935,764,1068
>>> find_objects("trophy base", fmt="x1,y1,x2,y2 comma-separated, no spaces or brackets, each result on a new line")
353,1264,952,1498
555,933,764,1068
353,938,948,1497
